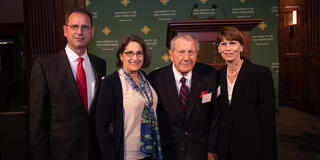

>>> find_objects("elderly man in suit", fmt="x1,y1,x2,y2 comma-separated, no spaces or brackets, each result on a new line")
148,34,219,160
29,8,106,160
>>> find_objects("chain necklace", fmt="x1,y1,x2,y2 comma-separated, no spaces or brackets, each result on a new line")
227,60,243,77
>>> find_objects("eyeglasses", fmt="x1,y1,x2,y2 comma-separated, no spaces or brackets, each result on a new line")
123,51,144,58
66,24,92,31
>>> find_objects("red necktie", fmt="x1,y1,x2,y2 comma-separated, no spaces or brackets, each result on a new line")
179,77,189,112
76,57,88,113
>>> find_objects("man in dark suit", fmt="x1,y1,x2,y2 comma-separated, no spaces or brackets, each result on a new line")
29,8,106,160
149,34,219,160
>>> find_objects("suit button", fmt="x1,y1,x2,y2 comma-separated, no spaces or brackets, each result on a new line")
185,131,188,135
181,147,185,151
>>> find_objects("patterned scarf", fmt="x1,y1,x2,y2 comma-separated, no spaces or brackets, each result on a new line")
120,68,162,160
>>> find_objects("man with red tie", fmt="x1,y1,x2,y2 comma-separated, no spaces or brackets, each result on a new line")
148,34,220,160
29,8,106,160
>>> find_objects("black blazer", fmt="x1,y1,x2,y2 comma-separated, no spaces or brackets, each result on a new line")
148,63,220,160
95,71,124,160
217,58,278,160
29,50,106,160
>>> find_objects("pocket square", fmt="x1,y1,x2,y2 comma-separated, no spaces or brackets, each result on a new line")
101,76,106,80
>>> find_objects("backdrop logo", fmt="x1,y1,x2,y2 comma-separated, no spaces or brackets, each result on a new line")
121,0,130,7
160,0,170,5
141,25,150,35
240,0,246,3
200,0,208,4
162,53,170,62
102,26,111,36
85,0,91,7
258,21,268,30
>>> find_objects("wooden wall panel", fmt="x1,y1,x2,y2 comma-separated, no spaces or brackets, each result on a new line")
24,0,56,59
278,0,308,110
24,0,85,62
306,0,320,113
279,53,305,109
278,0,305,8
279,0,320,114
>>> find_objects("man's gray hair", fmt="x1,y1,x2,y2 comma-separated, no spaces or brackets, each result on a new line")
170,34,200,52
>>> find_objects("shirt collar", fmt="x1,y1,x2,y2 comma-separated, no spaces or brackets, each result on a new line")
172,63,192,84
65,45,89,62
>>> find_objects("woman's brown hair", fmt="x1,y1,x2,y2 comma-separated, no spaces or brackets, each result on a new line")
116,34,151,68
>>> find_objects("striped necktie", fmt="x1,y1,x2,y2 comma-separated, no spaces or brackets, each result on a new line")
179,77,189,112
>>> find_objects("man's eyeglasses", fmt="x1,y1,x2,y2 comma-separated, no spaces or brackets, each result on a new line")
123,51,144,58
66,24,92,31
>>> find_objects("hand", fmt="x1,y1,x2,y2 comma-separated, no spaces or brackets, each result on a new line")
208,152,218,160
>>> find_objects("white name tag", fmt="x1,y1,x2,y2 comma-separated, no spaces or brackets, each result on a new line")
202,92,212,104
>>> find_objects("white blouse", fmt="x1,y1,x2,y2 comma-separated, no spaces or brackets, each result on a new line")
119,71,158,160
227,76,237,105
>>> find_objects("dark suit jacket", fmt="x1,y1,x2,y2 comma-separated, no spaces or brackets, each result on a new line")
217,58,278,160
95,71,124,160
148,63,220,160
29,50,106,160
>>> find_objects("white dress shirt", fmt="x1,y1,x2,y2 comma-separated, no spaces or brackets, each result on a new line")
172,64,192,95
65,45,96,111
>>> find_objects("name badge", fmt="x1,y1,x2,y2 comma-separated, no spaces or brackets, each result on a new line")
202,92,212,104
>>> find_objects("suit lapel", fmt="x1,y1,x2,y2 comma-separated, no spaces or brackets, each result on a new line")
164,65,185,119
58,51,84,109
230,59,250,107
185,64,202,123
87,54,100,115
220,68,229,107
219,67,233,119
